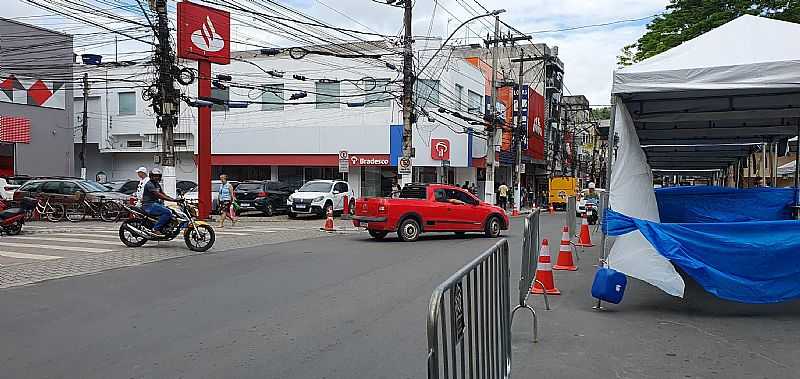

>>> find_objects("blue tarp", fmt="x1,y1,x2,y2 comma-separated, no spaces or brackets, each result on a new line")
605,209,800,304
655,186,795,223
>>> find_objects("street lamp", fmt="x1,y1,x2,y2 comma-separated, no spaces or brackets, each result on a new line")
416,9,506,79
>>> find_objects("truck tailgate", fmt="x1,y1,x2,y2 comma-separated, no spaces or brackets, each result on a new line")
355,197,384,217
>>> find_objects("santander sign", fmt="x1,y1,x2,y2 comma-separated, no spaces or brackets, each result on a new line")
177,2,230,65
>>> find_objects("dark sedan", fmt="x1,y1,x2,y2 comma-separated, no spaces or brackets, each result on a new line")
234,181,293,216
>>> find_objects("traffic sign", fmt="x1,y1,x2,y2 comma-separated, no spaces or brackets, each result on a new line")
338,149,349,173
398,157,412,175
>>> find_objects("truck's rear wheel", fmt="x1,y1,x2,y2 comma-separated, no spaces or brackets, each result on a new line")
397,218,421,242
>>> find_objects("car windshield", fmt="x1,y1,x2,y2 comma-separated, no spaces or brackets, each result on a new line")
237,183,263,191
80,181,110,192
298,182,332,192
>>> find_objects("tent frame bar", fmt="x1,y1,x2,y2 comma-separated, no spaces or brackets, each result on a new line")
595,95,619,311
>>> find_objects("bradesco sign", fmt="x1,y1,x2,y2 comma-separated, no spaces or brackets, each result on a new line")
177,2,231,64
349,155,391,167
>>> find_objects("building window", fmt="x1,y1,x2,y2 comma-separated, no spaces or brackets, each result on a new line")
118,92,136,115
455,84,463,110
174,139,187,148
467,90,483,115
365,79,391,107
211,87,229,112
415,79,439,108
316,82,340,109
127,140,142,148
261,84,284,111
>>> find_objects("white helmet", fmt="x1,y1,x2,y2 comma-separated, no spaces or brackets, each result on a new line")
588,182,596,189
150,168,162,175
136,166,147,174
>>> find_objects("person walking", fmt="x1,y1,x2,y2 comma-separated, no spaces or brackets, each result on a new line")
134,166,149,207
497,182,509,210
218,174,237,228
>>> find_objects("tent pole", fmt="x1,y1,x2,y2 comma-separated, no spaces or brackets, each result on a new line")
794,119,799,219
595,95,619,311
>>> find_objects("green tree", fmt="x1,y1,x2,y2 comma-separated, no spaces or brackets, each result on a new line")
591,107,611,120
618,0,800,66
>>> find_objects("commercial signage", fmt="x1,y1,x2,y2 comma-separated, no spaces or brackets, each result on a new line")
338,149,349,173
527,90,546,161
431,138,451,160
398,157,412,175
177,2,231,64
349,155,390,167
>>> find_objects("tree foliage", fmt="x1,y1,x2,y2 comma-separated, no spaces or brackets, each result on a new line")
619,0,800,66
591,107,611,120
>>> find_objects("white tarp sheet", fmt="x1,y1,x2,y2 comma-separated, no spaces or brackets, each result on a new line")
613,15,800,95
607,104,685,297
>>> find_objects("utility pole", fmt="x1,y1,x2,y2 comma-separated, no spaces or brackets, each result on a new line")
154,0,178,196
80,73,88,180
400,0,414,186
483,16,500,206
511,51,537,212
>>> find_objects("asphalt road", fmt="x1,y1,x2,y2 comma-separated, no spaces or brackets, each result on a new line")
1,213,798,379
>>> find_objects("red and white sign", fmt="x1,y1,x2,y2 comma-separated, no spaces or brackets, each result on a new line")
349,154,391,167
430,139,450,161
177,2,231,65
0,116,31,144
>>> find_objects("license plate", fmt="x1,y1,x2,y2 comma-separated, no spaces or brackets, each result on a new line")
295,204,306,209
240,201,251,206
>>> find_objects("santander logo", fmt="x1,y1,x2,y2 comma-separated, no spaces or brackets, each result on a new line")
191,16,225,53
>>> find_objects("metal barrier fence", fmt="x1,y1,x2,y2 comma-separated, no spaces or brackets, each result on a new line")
511,209,547,344
427,239,511,379
566,196,577,237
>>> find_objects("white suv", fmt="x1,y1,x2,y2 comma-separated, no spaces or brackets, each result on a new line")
287,180,354,218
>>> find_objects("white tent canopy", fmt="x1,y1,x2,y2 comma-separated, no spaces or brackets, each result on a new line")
604,15,800,298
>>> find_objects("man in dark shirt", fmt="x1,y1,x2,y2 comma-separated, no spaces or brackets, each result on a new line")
141,168,178,237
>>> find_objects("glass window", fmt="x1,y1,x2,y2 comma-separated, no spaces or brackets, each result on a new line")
399,184,427,199
118,92,136,115
211,87,229,112
80,181,110,192
121,181,138,193
278,166,303,188
40,181,62,194
299,181,332,192
236,183,264,191
433,189,447,202
415,79,439,108
365,79,391,107
334,182,348,193
19,181,43,192
261,84,284,111
446,188,478,205
60,181,81,195
316,82,340,109
454,84,463,110
468,90,483,114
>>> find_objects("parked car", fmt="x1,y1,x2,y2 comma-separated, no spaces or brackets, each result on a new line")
235,180,293,216
287,180,354,218
184,180,239,214
0,175,31,200
14,178,130,204
352,183,509,242
176,180,197,196
103,180,139,195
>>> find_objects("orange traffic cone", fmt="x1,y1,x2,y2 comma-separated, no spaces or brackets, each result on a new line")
321,207,335,231
553,226,577,271
575,213,594,247
548,204,555,215
531,239,561,295
511,207,520,217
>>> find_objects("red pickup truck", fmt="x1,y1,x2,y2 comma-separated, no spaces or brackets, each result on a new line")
352,183,509,242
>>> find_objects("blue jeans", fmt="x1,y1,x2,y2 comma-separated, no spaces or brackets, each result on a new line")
143,203,171,231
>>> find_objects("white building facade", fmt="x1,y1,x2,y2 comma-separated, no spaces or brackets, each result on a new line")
75,41,487,198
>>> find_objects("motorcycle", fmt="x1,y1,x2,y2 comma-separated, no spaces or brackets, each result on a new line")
584,198,599,225
118,199,215,252
0,198,36,235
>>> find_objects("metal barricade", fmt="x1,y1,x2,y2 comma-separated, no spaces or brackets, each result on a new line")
511,209,548,344
594,192,608,233
427,240,512,379
566,196,577,237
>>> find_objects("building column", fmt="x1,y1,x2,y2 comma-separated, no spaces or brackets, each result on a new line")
270,165,278,181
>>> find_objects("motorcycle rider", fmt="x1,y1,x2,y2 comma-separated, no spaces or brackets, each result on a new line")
585,182,600,202
134,166,149,206
141,168,178,237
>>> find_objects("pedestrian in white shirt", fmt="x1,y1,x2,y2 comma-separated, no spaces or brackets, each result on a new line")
135,166,149,206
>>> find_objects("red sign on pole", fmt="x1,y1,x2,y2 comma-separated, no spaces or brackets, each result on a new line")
177,2,231,65
431,139,450,161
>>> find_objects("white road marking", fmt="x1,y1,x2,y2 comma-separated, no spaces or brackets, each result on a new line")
0,242,111,253
48,233,120,239
6,236,120,246
0,251,62,260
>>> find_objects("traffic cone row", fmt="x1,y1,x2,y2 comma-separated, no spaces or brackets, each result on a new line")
553,226,577,271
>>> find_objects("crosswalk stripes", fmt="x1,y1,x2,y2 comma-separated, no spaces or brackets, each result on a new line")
0,251,62,260
0,242,111,254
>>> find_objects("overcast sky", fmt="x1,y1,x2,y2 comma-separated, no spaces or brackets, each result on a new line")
6,0,669,106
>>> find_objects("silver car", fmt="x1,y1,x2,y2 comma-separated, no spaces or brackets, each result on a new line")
184,180,238,214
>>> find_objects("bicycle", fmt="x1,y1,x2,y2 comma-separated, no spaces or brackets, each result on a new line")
65,195,123,222
33,197,65,222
